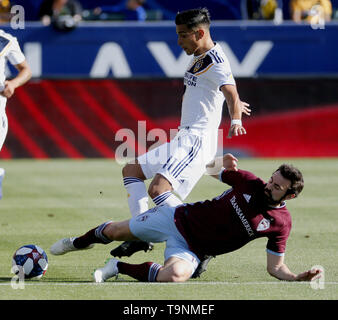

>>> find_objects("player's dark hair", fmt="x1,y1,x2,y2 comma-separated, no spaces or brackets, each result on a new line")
276,164,304,197
175,8,211,29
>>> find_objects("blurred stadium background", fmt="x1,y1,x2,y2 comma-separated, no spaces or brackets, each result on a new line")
1,0,338,159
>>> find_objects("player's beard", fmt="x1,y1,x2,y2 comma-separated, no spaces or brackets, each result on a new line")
183,47,195,55
263,188,284,206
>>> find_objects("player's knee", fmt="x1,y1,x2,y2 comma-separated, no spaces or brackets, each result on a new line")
167,264,191,282
103,222,125,240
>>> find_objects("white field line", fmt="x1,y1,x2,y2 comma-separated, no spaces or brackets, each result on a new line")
0,281,337,286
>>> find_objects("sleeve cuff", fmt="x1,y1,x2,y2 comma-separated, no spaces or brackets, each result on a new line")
218,169,226,181
266,249,285,256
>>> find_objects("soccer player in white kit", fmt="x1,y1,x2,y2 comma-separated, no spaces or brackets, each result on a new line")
0,29,32,199
111,8,251,275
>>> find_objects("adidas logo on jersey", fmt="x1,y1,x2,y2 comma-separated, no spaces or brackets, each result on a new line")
243,193,251,203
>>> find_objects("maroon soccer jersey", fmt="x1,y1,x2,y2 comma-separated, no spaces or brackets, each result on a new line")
174,169,292,260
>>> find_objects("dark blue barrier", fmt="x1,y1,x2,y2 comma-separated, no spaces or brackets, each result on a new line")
3,21,338,78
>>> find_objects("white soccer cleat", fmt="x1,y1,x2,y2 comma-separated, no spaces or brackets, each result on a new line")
50,237,94,255
0,168,5,200
93,258,119,283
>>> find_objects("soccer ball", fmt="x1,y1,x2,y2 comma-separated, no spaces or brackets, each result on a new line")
12,244,48,279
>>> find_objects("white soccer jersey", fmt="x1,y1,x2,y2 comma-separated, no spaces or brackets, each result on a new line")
0,30,25,93
0,30,26,150
180,42,236,132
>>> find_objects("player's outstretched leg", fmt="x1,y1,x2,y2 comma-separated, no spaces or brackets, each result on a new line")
93,258,120,283
111,174,182,258
50,237,95,255
50,220,134,255
94,256,193,283
50,221,112,255
94,258,162,283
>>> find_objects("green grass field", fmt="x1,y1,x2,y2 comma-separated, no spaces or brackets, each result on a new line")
0,158,337,300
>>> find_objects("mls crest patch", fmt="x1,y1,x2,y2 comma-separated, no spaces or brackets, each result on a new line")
188,55,213,74
193,60,203,73
257,218,270,231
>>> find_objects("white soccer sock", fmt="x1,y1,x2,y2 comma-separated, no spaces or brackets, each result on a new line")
123,177,149,217
152,191,183,207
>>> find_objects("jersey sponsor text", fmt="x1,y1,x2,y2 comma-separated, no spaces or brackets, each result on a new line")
230,195,254,237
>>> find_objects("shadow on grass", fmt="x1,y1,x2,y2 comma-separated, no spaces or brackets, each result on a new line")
0,277,93,283
42,278,137,283
0,277,12,282
0,276,136,284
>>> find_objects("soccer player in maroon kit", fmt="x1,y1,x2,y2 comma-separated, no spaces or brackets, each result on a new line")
50,154,322,283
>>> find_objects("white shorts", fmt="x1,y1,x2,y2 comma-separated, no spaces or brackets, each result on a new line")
0,98,8,151
138,128,218,200
129,205,200,276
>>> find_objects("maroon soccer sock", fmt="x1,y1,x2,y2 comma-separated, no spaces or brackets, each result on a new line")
73,221,113,249
117,261,162,282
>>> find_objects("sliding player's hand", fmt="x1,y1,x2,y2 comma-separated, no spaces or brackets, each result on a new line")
295,268,322,281
223,153,238,171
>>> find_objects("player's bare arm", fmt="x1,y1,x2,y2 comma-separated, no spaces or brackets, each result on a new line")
267,251,322,281
221,84,249,138
1,60,31,99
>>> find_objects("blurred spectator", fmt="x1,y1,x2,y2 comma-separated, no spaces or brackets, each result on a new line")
0,0,11,24
243,0,283,24
93,0,147,21
290,0,332,22
39,0,82,30
261,0,283,22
